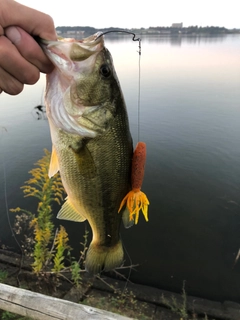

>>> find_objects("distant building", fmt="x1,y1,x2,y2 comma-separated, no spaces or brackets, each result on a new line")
171,23,183,28
66,30,85,35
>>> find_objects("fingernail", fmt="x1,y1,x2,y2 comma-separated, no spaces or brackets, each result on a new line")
5,26,21,45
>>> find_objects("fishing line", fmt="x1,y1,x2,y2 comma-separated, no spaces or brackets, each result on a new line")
0,128,24,284
137,38,141,142
0,128,23,255
96,30,142,142
121,238,134,290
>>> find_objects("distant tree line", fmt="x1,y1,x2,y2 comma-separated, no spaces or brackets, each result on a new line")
148,26,234,34
56,26,130,37
56,25,239,37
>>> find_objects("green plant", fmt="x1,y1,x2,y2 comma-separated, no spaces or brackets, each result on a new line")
11,149,65,273
67,228,89,286
162,281,188,320
78,228,89,268
0,269,8,282
160,281,216,320
110,289,138,310
70,260,82,287
0,310,32,320
26,150,64,273
11,149,89,285
1,311,15,320
52,225,70,273
83,288,149,319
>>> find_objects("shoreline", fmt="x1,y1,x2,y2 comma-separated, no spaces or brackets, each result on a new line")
0,249,239,320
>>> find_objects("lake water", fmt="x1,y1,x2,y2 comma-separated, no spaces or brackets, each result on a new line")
1,34,240,303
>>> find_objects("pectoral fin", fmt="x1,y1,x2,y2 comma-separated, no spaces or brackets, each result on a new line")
70,143,96,178
57,198,86,222
48,145,59,178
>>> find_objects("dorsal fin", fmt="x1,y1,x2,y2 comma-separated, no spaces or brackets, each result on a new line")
48,145,59,178
57,198,86,222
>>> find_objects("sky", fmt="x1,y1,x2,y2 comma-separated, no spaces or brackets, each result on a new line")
17,0,240,29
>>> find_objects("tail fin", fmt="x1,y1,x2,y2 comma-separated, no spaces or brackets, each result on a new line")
85,240,124,274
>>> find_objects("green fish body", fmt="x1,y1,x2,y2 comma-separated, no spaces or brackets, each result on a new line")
42,33,133,274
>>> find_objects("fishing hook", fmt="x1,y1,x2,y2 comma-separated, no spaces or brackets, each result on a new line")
95,30,141,55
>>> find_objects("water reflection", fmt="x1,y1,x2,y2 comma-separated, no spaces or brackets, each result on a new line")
132,34,229,46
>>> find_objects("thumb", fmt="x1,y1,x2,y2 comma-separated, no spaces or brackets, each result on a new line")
5,26,54,74
5,26,21,44
1,0,57,40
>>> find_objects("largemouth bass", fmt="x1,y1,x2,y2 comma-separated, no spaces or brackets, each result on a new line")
41,33,149,274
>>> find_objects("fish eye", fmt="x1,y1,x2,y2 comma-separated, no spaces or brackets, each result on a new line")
100,64,111,78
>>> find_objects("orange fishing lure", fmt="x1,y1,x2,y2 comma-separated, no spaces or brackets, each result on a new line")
118,141,149,224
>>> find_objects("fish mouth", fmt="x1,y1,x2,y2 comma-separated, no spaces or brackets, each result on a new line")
80,32,104,45
39,32,103,46
39,32,104,60
39,33,105,77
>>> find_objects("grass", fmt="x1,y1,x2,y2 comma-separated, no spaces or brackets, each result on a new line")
0,269,8,283
83,288,152,319
0,310,32,320
161,281,216,320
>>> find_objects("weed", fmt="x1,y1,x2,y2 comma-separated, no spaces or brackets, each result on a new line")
10,149,87,284
13,211,34,256
84,288,150,319
161,281,216,320
70,260,82,287
52,226,70,273
0,310,32,320
1,311,15,320
162,281,189,320
0,269,8,282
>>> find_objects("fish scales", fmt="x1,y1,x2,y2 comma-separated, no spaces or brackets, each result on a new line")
56,106,132,244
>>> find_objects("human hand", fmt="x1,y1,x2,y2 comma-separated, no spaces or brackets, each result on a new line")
0,0,57,95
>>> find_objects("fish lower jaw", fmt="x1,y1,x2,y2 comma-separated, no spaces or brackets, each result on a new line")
85,240,124,275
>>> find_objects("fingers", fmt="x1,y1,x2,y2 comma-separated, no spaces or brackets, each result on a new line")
5,26,54,74
1,0,57,41
0,25,4,36
0,0,57,95
0,65,23,95
0,33,40,95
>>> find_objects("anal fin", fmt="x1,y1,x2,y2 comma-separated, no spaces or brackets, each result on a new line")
57,198,86,222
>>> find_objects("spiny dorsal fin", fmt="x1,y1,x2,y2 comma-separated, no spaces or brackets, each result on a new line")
48,145,59,178
57,198,86,222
